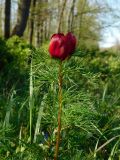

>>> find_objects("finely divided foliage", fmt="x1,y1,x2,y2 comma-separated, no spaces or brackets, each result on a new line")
0,0,120,159
0,38,120,159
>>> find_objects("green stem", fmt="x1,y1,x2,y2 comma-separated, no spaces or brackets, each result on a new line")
29,60,33,143
54,61,63,160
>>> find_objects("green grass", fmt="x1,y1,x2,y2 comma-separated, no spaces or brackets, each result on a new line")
0,39,120,159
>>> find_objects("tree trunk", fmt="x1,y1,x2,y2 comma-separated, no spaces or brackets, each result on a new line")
29,0,36,45
44,20,47,40
78,0,87,39
4,0,11,38
47,17,51,38
36,21,40,47
11,0,31,37
40,22,44,45
70,0,76,32
0,4,3,36
57,0,67,33
67,0,76,32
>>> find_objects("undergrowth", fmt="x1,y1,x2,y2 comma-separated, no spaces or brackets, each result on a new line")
0,37,120,159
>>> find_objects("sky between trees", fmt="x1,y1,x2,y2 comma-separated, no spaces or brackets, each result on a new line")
99,0,120,48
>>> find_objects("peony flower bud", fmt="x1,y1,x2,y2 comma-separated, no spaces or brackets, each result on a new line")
48,32,76,61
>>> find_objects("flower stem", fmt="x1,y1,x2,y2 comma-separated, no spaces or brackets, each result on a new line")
29,59,33,143
54,61,63,160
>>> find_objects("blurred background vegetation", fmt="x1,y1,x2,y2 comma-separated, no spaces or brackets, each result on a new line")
0,0,120,159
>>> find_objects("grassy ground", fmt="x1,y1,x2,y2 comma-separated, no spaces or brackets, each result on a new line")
0,36,120,159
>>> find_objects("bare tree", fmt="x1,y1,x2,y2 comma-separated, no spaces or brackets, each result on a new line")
34,0,49,46
0,2,3,36
29,0,36,45
78,0,87,39
4,0,11,38
67,0,76,32
57,0,67,33
11,0,31,37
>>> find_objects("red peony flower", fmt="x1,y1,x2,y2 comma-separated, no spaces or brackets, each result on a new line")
48,32,76,60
